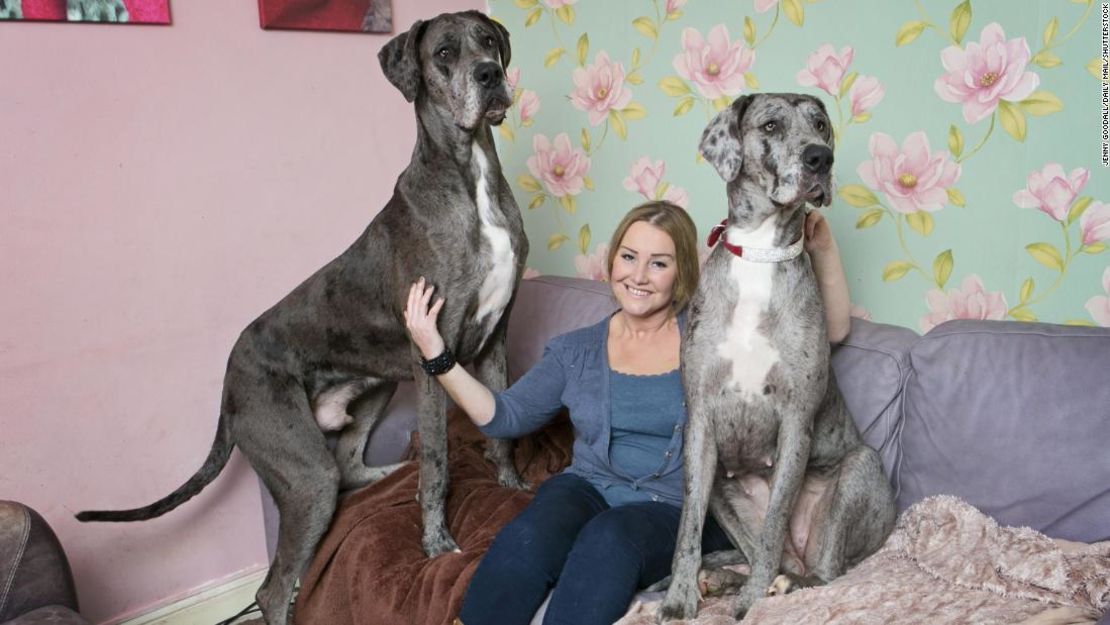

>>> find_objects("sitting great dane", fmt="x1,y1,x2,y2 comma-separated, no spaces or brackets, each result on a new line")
75,11,526,625
660,93,896,621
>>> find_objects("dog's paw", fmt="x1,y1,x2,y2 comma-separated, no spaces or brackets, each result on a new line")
698,567,748,597
731,584,762,619
767,572,823,596
658,579,700,623
422,528,460,558
497,470,531,491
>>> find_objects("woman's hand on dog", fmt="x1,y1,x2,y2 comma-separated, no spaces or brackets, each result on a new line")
803,209,835,255
404,277,446,359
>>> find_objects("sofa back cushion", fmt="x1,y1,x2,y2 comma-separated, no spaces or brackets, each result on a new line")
506,276,617,382
898,319,1110,543
831,318,919,479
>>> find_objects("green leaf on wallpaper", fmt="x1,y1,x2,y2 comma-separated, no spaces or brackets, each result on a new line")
1009,307,1038,322
712,96,732,112
513,0,537,9
744,16,756,46
622,103,647,120
584,176,595,191
882,261,914,282
528,194,546,210
632,48,642,67
1068,196,1092,224
947,188,966,207
660,76,691,97
1019,91,1063,116
673,97,696,117
1088,58,1106,80
906,211,934,236
1084,243,1107,254
544,47,566,68
655,181,671,200
997,101,1027,141
950,1,972,44
1031,51,1062,69
560,195,577,214
633,17,658,40
896,21,927,47
525,8,542,27
547,233,569,251
578,224,591,254
839,184,880,208
499,124,515,142
783,0,804,26
852,112,871,123
627,72,644,86
1043,16,1059,46
580,128,591,152
856,209,884,229
518,174,542,193
839,72,858,99
933,249,953,288
1020,278,1035,304
609,110,628,139
667,9,684,21
745,73,760,90
555,6,574,25
948,125,964,158
1065,319,1097,326
577,34,589,67
1026,243,1065,272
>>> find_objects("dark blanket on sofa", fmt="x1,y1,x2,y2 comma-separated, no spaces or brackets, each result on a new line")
294,409,574,625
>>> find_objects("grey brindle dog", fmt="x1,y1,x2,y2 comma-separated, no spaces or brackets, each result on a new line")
75,11,526,625
659,93,895,621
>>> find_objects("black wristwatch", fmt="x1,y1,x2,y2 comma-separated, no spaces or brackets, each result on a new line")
419,348,457,376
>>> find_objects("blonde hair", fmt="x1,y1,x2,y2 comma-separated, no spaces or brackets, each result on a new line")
606,201,700,315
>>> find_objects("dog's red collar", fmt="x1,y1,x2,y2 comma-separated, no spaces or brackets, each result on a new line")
706,219,805,263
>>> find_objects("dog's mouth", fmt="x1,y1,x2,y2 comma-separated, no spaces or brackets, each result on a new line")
804,181,832,208
483,92,512,126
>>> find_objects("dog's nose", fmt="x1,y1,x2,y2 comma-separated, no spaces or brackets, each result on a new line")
802,145,834,174
473,62,503,89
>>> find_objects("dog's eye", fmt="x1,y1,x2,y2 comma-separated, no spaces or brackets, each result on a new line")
815,119,827,133
484,35,495,48
437,47,451,60
763,121,776,133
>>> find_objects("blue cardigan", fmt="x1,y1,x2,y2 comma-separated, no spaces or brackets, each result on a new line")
479,312,688,507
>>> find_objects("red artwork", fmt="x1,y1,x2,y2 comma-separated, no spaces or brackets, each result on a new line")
258,0,392,33
1,0,170,24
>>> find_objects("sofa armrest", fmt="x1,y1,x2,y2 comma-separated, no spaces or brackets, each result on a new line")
0,501,84,624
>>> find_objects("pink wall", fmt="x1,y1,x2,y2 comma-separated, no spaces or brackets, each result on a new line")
0,0,482,622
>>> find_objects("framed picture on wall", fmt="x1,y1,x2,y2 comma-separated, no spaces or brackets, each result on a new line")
0,0,170,23
258,0,391,33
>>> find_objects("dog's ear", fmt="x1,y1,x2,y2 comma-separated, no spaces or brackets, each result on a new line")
699,95,751,182
378,19,426,103
491,17,512,69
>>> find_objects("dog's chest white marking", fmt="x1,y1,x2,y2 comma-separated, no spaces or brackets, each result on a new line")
716,217,781,400
472,144,515,327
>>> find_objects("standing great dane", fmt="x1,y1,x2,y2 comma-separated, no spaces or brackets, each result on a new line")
75,11,527,625
659,93,895,621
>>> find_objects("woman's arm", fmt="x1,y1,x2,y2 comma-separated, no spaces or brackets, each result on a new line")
404,278,497,426
804,210,851,344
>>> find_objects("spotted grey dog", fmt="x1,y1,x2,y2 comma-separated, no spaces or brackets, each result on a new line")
659,93,895,621
76,11,526,625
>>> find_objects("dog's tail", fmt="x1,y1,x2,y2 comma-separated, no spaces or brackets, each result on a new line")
75,412,234,523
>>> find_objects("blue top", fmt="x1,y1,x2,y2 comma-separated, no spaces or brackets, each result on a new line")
479,313,688,508
604,368,684,506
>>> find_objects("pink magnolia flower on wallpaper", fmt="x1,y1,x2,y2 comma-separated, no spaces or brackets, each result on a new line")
1080,201,1110,246
666,0,688,14
921,275,1009,332
796,44,854,96
857,131,961,214
518,90,540,124
506,67,521,91
754,0,779,13
1085,267,1110,327
622,157,689,208
575,243,609,281
571,51,633,127
934,22,1039,124
848,75,885,117
850,304,873,321
523,267,542,280
527,133,590,198
673,25,754,100
1012,163,1090,222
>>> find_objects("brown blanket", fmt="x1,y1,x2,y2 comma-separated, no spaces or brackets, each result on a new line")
617,495,1110,625
294,409,574,625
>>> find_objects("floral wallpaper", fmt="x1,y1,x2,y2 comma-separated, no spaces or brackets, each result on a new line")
488,0,1110,332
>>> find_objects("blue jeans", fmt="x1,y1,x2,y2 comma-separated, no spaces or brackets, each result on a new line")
458,473,733,625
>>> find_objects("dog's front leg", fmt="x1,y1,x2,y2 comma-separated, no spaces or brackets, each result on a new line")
474,322,527,490
659,396,717,623
733,417,811,617
413,354,460,557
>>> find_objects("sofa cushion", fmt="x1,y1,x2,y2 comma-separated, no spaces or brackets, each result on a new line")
897,320,1110,543
0,501,81,623
831,317,919,479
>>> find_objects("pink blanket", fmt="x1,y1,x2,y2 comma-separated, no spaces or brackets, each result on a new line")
618,496,1110,625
